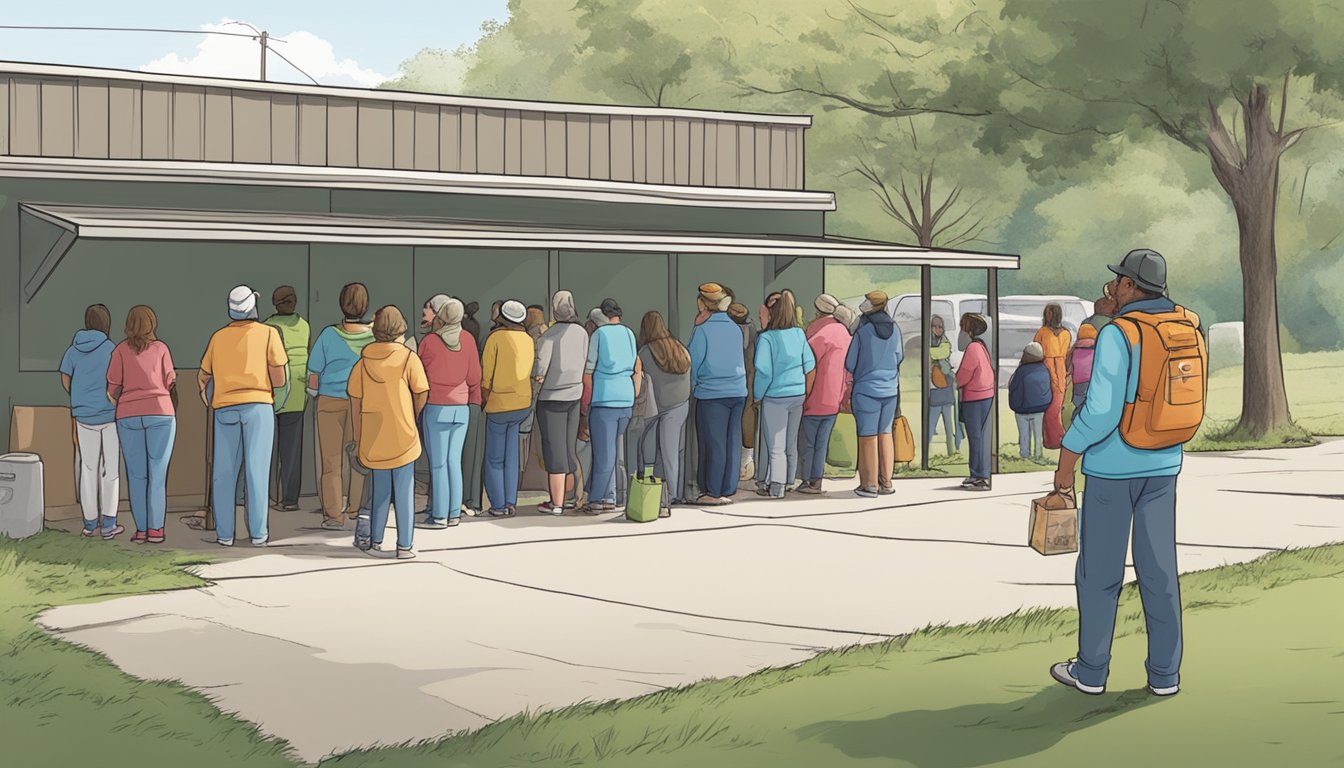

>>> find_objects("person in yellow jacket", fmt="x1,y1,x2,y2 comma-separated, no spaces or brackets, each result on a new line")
348,306,429,558
481,299,535,517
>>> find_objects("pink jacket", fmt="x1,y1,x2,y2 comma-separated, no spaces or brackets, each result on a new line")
955,339,995,402
803,316,852,416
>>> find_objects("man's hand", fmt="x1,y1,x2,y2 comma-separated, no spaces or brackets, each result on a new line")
1054,447,1081,492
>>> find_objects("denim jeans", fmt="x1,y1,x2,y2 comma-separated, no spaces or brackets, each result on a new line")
588,406,632,504
961,397,993,481
462,403,485,511
424,404,470,520
212,403,273,543
485,407,530,510
1015,412,1044,459
370,461,416,550
117,416,176,533
760,396,804,489
799,414,837,483
927,402,963,454
1074,475,1182,690
696,396,745,498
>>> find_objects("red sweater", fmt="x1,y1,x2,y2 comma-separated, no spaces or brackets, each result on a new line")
955,339,995,402
418,333,482,406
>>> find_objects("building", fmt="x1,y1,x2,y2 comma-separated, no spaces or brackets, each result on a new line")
1,61,1018,506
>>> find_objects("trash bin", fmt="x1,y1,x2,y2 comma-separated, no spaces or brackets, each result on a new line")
0,453,45,539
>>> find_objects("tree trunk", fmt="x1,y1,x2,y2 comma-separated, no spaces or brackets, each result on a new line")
1205,86,1295,437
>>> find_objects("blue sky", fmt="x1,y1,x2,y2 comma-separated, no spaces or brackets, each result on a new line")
0,1,509,86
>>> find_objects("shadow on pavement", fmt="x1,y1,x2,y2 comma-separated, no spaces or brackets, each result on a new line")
797,686,1161,768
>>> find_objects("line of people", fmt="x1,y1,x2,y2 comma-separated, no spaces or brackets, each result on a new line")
58,279,1010,557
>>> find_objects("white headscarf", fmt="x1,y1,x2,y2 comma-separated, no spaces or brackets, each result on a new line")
434,298,465,351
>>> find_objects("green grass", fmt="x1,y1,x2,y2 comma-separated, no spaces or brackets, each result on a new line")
0,533,295,768
1187,422,1319,453
1203,351,1344,437
329,543,1344,767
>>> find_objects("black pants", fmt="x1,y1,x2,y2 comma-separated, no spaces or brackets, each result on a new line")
275,411,304,506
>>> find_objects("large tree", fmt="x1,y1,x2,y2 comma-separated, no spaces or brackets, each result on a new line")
764,0,1344,438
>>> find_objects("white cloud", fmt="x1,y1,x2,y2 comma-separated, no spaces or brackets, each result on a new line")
141,19,389,87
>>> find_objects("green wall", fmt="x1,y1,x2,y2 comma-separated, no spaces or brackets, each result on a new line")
0,175,825,457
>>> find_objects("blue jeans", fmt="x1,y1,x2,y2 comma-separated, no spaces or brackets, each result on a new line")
799,414,837,483
424,405,470,520
212,403,274,543
116,416,176,533
588,406,632,504
485,408,530,510
696,396,745,498
1015,412,1044,459
961,397,993,480
1074,475,1182,690
927,402,963,454
370,461,416,550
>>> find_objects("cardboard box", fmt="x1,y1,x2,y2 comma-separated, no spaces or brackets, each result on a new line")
1029,491,1078,555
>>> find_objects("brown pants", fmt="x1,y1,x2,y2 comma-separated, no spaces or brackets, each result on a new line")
316,395,363,520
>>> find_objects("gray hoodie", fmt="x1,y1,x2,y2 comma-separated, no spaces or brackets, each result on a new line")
534,321,587,401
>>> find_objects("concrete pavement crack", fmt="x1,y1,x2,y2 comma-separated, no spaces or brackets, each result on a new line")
429,561,897,639
696,491,1044,521
465,640,683,677
1220,489,1344,501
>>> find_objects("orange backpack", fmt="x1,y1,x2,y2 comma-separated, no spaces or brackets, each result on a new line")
1112,307,1208,449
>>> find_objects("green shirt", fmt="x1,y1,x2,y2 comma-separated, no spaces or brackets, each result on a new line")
264,313,311,413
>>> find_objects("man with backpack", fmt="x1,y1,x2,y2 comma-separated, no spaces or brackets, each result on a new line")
1050,249,1208,698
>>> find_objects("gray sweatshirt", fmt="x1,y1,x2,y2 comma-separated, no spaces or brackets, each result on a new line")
533,321,587,401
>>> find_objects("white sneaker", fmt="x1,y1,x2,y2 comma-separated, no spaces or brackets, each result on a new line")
1149,683,1180,696
216,538,234,547
1050,661,1105,695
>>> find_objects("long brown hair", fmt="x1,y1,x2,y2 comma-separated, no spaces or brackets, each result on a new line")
124,305,158,353
1043,303,1063,331
765,290,797,331
638,310,690,375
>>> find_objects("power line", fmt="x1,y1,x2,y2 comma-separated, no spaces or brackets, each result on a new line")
266,45,319,85
0,24,286,43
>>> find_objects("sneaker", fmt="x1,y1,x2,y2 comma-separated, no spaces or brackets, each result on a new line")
130,530,147,544
281,504,300,512
960,477,977,487
353,536,372,552
216,538,234,547
487,507,514,517
718,496,735,505
854,486,879,498
796,481,824,495
877,484,896,496
462,506,479,517
1050,661,1105,695
146,528,165,543
252,537,269,547
968,479,992,492
1149,683,1180,697
81,527,99,538
322,518,347,530
397,548,417,560
537,501,564,516
446,517,461,527
414,516,449,529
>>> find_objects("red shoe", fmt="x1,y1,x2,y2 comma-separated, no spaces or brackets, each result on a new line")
147,528,166,544
131,531,148,544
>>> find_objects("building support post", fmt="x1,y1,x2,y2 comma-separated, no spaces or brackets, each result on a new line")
919,265,932,471
987,267,1000,476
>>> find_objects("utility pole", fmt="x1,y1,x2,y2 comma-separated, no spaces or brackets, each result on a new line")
259,30,268,80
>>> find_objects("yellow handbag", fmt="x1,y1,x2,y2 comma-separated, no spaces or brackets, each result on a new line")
893,415,916,464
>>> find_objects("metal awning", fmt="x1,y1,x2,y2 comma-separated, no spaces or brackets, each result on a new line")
19,203,1018,301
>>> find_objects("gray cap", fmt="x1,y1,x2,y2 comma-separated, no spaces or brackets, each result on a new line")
1109,249,1167,294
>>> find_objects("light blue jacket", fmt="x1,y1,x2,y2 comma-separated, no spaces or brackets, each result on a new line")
688,313,748,400
585,323,638,408
754,327,816,400
59,330,116,425
1062,296,1185,479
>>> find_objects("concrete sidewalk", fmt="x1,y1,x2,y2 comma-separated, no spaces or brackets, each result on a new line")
38,440,1344,762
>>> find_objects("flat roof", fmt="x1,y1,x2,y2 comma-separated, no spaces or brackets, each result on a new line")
0,60,812,127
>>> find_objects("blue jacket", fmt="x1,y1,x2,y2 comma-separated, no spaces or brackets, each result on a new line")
59,330,116,425
845,311,903,399
586,323,638,408
1061,296,1184,480
754,327,816,400
689,313,748,400
1008,361,1052,414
